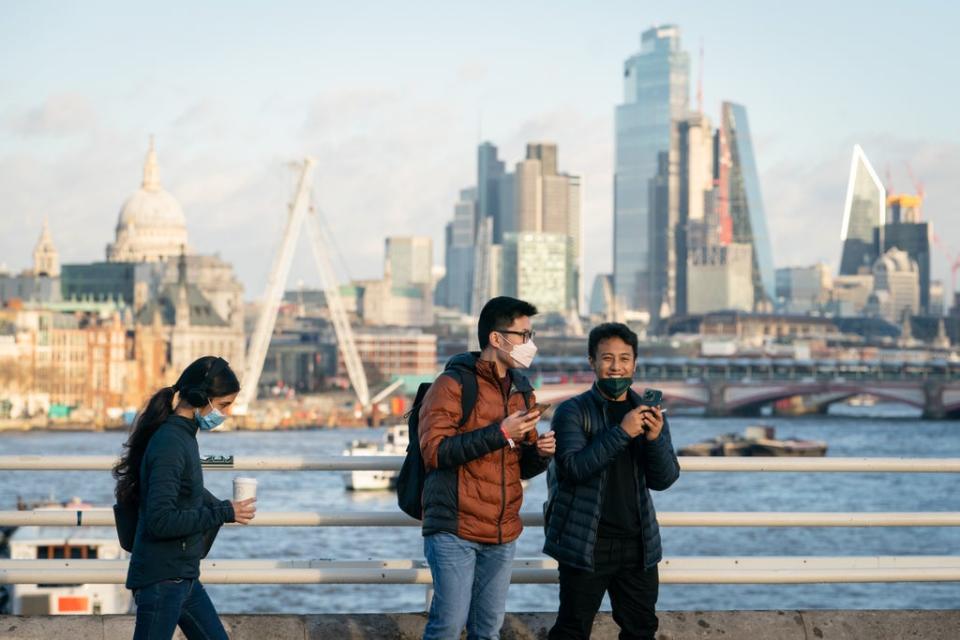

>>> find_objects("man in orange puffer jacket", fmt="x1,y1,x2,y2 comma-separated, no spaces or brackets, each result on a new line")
419,296,555,639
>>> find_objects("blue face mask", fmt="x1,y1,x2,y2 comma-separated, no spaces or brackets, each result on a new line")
195,402,226,431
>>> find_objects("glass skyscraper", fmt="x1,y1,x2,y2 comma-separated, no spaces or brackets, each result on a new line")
722,101,776,306
613,25,690,313
839,144,885,276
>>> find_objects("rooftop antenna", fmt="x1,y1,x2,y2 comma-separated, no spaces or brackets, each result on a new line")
696,38,704,116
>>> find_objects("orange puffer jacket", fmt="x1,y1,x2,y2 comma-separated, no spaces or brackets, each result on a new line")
419,353,551,544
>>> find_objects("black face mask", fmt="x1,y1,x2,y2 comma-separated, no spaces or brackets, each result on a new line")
597,377,633,398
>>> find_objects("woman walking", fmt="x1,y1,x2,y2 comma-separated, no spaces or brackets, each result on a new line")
113,356,256,640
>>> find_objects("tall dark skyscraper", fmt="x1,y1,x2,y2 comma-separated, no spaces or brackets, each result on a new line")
722,101,775,306
613,25,690,314
477,142,506,242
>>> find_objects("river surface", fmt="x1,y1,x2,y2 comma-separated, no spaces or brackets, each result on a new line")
1,405,958,612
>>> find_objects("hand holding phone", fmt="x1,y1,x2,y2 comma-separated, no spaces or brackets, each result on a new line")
639,388,663,408
502,409,539,441
524,402,551,416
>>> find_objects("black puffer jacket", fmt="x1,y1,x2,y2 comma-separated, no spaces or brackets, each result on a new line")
543,385,680,571
125,416,234,590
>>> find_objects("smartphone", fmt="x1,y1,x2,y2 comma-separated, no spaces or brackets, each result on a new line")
525,402,552,416
639,388,663,408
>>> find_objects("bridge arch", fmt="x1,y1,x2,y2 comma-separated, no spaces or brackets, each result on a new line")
724,383,926,414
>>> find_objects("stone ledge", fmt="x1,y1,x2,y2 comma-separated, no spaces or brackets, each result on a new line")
1,610,958,639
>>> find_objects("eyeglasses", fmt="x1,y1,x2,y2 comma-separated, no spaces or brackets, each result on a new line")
496,329,536,344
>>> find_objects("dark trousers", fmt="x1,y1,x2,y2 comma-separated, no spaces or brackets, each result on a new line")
132,578,228,640
548,536,659,640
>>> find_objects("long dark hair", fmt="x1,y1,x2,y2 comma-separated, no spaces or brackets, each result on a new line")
113,356,240,507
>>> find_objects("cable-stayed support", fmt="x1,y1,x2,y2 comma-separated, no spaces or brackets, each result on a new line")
235,158,316,414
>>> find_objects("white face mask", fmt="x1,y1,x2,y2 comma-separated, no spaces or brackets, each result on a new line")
497,334,538,369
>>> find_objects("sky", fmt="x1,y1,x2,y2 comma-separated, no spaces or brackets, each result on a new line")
1,0,958,303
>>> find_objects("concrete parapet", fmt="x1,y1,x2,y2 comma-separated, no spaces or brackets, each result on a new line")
1,610,958,639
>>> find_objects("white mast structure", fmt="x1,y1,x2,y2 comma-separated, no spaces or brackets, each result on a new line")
234,159,371,415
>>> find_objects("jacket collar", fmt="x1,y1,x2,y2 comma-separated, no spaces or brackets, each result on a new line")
587,381,640,408
445,351,534,394
168,414,199,437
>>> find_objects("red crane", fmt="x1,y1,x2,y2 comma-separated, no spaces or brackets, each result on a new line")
931,232,960,307
904,161,926,218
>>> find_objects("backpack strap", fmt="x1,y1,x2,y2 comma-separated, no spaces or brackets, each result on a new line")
443,368,478,429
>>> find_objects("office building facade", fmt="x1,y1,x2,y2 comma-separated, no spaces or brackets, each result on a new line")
613,25,690,314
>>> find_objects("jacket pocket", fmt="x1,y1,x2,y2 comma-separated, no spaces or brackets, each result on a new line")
179,533,203,555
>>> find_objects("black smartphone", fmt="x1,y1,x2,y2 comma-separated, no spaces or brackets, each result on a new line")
639,388,663,408
525,402,551,416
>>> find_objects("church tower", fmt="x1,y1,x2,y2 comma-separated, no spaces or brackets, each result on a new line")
33,218,60,277
107,137,190,263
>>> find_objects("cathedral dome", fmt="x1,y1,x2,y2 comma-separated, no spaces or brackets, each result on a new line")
107,139,189,263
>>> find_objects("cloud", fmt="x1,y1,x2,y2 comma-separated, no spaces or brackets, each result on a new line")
456,61,488,83
5,93,98,137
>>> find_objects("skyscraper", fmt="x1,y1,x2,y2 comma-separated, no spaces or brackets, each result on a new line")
508,143,582,312
477,142,506,241
722,101,775,306
675,113,715,316
839,145,885,276
442,142,582,315
613,25,690,313
438,188,477,312
501,232,572,314
385,237,433,288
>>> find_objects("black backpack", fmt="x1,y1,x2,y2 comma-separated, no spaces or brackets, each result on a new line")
396,367,478,519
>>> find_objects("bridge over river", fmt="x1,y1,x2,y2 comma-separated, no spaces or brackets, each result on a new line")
531,356,960,418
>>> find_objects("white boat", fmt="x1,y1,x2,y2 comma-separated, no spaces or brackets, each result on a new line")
342,424,409,491
4,499,132,615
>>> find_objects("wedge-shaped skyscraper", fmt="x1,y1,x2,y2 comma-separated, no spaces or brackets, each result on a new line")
839,145,885,275
722,102,776,306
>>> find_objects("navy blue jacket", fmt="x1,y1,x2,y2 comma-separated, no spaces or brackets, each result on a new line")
125,415,234,589
543,385,680,571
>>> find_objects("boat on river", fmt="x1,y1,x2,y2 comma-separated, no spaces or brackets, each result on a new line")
679,425,827,457
0,497,132,615
342,424,409,490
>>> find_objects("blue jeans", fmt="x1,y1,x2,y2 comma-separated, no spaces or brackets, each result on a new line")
132,578,227,640
423,532,517,640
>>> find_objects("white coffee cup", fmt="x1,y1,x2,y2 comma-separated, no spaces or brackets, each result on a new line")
233,477,258,502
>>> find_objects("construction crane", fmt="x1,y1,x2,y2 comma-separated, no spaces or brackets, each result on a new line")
234,159,371,415
902,161,926,222
931,231,960,308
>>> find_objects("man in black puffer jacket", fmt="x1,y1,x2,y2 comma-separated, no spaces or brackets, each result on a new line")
543,323,680,640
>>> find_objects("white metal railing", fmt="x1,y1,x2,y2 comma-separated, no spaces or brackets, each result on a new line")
1,456,958,587
3,509,960,528
1,557,958,585
2,455,959,472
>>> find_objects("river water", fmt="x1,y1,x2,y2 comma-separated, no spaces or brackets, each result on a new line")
1,405,957,613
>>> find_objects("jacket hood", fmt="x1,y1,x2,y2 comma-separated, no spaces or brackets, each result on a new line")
444,351,534,393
